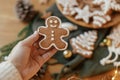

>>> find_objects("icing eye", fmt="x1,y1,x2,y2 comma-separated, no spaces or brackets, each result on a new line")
50,20,53,23
54,20,58,23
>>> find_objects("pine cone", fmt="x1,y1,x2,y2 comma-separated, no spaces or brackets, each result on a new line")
15,0,39,22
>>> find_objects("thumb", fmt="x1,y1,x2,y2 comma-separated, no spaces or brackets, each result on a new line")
21,31,40,47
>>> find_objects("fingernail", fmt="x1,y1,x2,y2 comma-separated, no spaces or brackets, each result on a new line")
43,54,49,59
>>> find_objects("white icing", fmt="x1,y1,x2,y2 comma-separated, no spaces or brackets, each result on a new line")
76,50,92,55
51,34,54,37
93,0,120,14
92,10,104,16
58,0,120,28
107,24,120,47
70,30,97,58
100,44,120,66
100,24,120,67
51,30,54,33
93,15,111,27
93,0,112,14
75,6,92,23
93,0,103,5
51,37,54,41
61,22,78,31
94,16,106,23
51,30,55,41
54,20,58,23
71,39,92,55
58,0,78,15
50,20,53,23
111,0,120,11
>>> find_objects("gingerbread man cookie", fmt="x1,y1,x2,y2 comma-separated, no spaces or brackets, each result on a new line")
38,16,69,50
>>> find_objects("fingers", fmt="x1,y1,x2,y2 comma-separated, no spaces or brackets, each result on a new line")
21,31,40,47
35,48,57,67
42,48,57,62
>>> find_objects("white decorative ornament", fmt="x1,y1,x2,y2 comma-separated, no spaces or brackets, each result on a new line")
93,0,120,14
93,15,111,27
63,6,76,15
93,0,112,14
107,24,120,47
111,0,120,12
100,43,120,66
57,0,67,7
93,0,103,5
92,10,105,16
100,24,120,67
102,0,112,14
61,22,78,31
58,0,78,15
75,5,92,23
70,30,98,58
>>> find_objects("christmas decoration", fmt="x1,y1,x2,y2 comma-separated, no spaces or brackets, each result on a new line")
100,24,120,67
93,0,120,14
57,0,78,15
57,0,120,28
111,67,120,80
1,1,120,80
63,50,73,59
61,22,78,31
92,15,111,27
70,30,98,58
75,5,92,23
38,16,69,50
15,0,38,22
100,38,112,47
93,0,112,14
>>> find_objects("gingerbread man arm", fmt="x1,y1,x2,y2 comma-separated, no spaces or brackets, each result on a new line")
59,28,69,37
53,28,69,50
38,26,52,49
38,26,48,35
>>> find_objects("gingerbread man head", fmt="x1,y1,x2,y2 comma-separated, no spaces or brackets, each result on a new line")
46,16,61,28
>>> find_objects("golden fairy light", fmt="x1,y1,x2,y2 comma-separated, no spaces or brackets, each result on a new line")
112,67,120,80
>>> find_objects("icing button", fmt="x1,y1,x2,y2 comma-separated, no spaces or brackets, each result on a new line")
51,34,54,37
51,31,54,33
51,38,54,41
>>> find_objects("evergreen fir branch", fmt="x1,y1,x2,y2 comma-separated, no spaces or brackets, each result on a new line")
0,39,21,52
0,14,41,62
0,39,21,61
17,20,34,37
0,22,34,61
18,26,30,37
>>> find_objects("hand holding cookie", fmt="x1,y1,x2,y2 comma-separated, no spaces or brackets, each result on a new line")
38,16,69,50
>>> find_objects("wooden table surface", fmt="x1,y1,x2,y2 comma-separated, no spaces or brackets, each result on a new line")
0,0,115,80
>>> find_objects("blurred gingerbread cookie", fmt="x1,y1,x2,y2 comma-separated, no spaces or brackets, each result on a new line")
57,0,120,28
58,0,78,15
70,30,98,58
38,16,69,50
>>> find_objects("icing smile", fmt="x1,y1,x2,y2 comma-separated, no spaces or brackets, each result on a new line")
50,25,57,27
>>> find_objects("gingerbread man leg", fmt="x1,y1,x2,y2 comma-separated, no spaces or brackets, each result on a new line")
55,39,68,50
39,40,52,49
